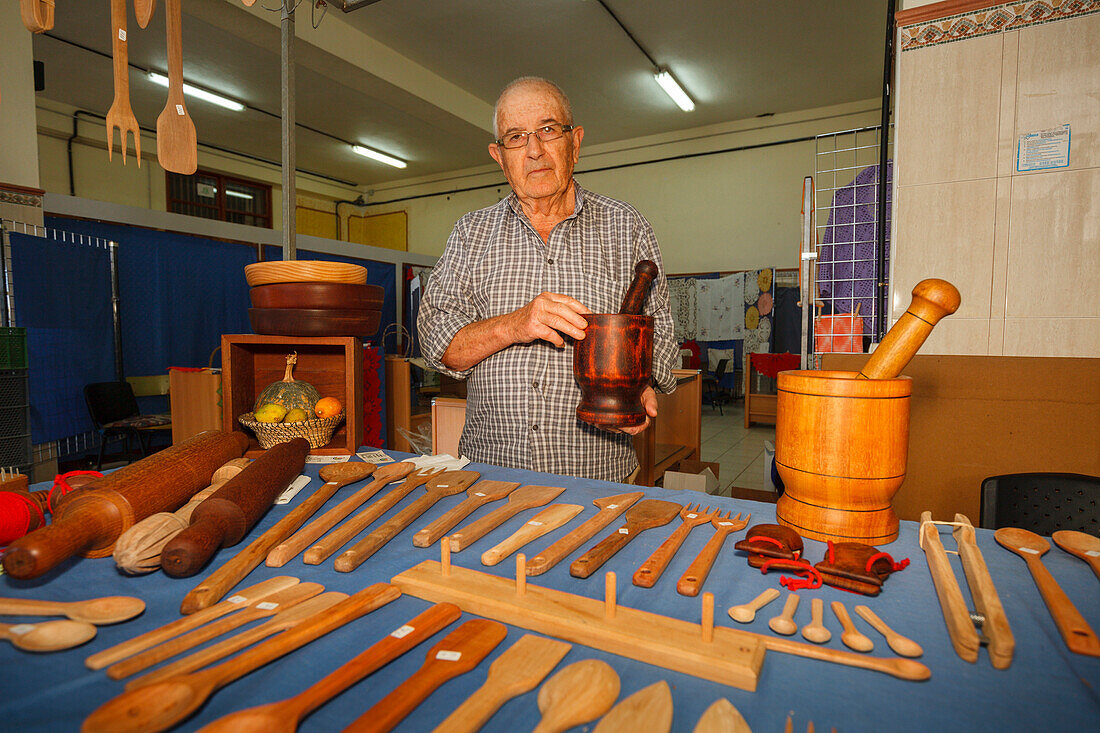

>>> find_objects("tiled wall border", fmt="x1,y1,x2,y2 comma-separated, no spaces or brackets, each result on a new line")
898,0,1100,51
0,183,44,209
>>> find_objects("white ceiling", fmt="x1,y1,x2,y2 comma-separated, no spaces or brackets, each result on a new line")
31,0,888,190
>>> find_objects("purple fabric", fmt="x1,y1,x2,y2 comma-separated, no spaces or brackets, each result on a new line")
817,162,892,336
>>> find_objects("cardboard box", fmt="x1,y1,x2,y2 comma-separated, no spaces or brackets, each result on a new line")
169,368,223,444
664,459,721,493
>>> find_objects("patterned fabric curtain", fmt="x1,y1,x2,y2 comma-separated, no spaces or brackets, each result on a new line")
696,273,744,341
667,277,698,340
742,268,774,355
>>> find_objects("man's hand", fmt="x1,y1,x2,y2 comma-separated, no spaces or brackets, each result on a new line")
507,292,590,348
615,386,658,436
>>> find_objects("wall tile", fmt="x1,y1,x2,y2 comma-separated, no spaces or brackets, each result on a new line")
911,318,991,355
996,31,1019,178
1003,317,1100,357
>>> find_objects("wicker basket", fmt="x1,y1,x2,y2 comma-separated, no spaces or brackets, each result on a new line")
238,411,345,450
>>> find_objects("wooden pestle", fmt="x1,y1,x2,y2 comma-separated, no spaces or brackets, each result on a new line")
1,431,250,579
618,260,659,315
857,278,960,380
161,438,309,578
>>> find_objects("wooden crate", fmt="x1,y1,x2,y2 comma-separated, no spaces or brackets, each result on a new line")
221,334,363,458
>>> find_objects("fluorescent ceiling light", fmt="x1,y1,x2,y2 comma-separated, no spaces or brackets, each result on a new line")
352,144,407,169
225,190,253,200
147,72,245,112
654,68,694,112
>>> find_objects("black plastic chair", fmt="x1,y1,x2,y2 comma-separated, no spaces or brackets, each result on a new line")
83,382,171,470
979,472,1099,535
702,359,732,415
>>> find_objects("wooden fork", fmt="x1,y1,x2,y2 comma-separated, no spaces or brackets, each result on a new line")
676,511,750,596
632,503,718,588
106,0,141,166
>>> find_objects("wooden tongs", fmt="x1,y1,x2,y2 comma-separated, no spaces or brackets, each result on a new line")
919,512,1014,669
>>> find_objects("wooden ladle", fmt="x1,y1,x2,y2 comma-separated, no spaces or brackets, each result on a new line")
995,527,1100,657
1052,530,1100,580
533,659,621,733
0,618,97,652
0,595,144,625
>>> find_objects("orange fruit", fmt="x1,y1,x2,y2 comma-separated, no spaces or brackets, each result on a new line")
314,397,343,418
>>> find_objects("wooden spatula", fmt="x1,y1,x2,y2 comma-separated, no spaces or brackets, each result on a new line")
342,619,507,733
570,500,682,579
592,680,673,733
994,527,1100,657
156,0,196,174
413,480,520,547
432,634,571,733
106,0,141,165
693,698,751,733
1052,530,1100,580
676,511,750,596
533,659,620,733
305,470,478,565
134,0,156,28
481,504,584,566
633,503,717,588
448,486,567,552
526,492,644,576
192,603,462,733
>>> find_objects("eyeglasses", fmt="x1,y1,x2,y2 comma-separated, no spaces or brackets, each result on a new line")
495,123,575,149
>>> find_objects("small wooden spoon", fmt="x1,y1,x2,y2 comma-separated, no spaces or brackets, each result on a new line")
727,588,780,624
854,606,922,658
768,593,800,636
693,698,751,733
1052,530,1100,580
592,680,673,733
0,595,144,625
801,598,831,644
0,618,97,652
831,601,873,652
533,659,620,733
570,500,682,579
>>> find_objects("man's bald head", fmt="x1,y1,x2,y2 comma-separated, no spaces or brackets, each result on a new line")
493,77,573,139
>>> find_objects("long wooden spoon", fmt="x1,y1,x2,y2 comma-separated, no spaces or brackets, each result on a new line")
801,598,831,644
727,588,780,624
592,680,673,733
526,492,644,576
413,480,520,547
532,659,620,733
156,0,197,174
0,595,144,625
432,634,572,733
693,698,751,733
342,619,507,733
134,0,156,28
193,603,461,733
449,485,567,553
633,504,717,588
831,601,873,652
995,527,1100,657
481,504,584,567
265,462,416,567
854,606,922,658
570,499,682,579
1,619,97,652
82,583,401,733
676,511,750,596
1052,530,1100,580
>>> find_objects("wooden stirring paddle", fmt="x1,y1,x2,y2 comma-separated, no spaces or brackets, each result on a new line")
193,603,461,733
481,504,584,567
676,511,750,596
156,0,197,174
0,618,97,652
432,634,572,733
692,698,752,733
995,527,1100,657
633,503,717,588
449,485,567,553
570,500,682,579
82,583,401,733
592,680,673,733
0,595,144,625
342,619,507,733
413,480,520,547
532,659,620,733
526,492,644,576
1052,530,1100,580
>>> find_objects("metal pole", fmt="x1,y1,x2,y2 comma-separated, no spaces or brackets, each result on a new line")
0,222,11,327
281,0,297,260
799,177,815,370
108,240,124,381
874,0,896,341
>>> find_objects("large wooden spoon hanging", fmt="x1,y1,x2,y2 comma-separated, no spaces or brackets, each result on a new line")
157,0,197,174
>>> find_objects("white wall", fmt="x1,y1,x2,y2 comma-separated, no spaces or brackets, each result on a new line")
1,4,41,188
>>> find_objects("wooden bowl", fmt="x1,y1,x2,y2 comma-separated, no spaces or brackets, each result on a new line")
249,308,382,339
250,282,384,310
244,260,368,287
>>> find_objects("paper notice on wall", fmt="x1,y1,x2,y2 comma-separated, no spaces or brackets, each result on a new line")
1017,124,1070,172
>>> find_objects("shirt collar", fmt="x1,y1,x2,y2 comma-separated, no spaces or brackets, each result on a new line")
505,180,587,222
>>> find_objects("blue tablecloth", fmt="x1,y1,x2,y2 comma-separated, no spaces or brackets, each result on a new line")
2,451,1098,732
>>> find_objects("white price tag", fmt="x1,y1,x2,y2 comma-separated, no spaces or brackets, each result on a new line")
305,455,351,464
1086,550,1100,558
606,504,618,509
719,521,733,526
436,650,462,661
256,602,278,611
1020,547,1040,555
227,595,247,604
10,624,34,635
175,104,185,116
390,625,415,639
437,483,450,488
275,474,312,505
118,29,126,42
527,520,544,526
686,513,697,519
475,492,486,497
618,528,629,535
356,450,392,464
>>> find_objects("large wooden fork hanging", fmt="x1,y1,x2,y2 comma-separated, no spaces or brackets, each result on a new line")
106,0,141,165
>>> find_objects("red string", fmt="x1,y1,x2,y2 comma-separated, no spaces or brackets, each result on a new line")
758,557,823,590
0,491,45,546
47,470,103,514
866,551,910,574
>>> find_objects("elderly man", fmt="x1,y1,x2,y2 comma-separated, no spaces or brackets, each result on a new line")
418,77,678,482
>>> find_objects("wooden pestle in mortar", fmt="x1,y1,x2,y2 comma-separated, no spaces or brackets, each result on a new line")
618,260,659,315
856,278,960,380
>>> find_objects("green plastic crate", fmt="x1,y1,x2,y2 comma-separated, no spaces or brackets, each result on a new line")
0,328,27,369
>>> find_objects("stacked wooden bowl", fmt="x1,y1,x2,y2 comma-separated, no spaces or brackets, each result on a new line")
244,261,383,339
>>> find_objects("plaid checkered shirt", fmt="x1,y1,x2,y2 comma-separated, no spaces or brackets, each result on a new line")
418,183,678,481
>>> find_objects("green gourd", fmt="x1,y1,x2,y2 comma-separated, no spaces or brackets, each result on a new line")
254,352,320,412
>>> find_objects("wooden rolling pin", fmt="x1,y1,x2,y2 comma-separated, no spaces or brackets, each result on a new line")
161,438,309,578
857,278,960,380
618,260,659,315
1,431,250,579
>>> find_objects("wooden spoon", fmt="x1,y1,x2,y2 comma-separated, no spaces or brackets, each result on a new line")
1052,530,1100,580
570,500,682,579
526,492,644,576
995,527,1100,657
481,504,584,566
134,0,156,28
693,698,752,733
156,0,197,174
305,470,477,565
449,485,567,553
432,634,571,733
676,511,750,596
768,593,800,635
801,598,831,644
0,595,144,625
727,588,780,624
533,659,620,733
592,680,673,733
0,619,97,652
854,606,922,658
194,603,462,733
831,601,873,652
82,583,401,733
342,619,507,733
413,480,520,547
633,504,717,588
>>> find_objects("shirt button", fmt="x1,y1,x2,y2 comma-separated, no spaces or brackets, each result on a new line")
531,424,539,431
532,380,539,389
546,258,554,265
